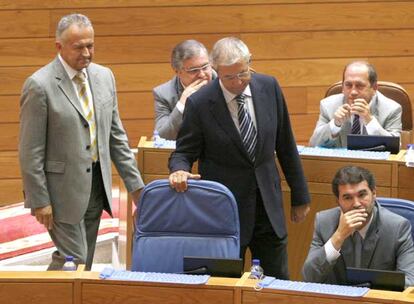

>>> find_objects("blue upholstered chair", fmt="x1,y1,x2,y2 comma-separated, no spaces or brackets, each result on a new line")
377,197,414,241
131,179,240,273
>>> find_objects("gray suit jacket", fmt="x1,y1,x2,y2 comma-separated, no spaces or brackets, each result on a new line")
302,203,414,288
19,57,144,224
309,91,402,147
153,76,184,140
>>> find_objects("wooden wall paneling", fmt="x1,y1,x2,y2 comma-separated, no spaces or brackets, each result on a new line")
0,66,39,95
289,114,319,144
0,38,55,67
0,123,18,152
49,3,414,36
0,95,20,123
0,0,400,10
0,10,50,39
94,34,224,65
0,151,20,178
243,29,414,60
118,92,154,120
122,119,155,145
0,179,23,205
281,87,308,114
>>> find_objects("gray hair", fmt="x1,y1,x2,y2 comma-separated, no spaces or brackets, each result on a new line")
56,13,93,42
171,40,208,71
342,61,378,87
210,37,251,70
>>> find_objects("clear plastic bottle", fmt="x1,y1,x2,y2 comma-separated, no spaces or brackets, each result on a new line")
249,259,264,280
153,130,161,148
62,255,77,271
406,144,414,167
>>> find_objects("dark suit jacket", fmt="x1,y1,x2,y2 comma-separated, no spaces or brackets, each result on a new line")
168,73,310,245
302,203,414,288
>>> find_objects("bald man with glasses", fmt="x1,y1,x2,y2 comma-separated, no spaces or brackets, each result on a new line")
153,40,215,139
168,37,310,279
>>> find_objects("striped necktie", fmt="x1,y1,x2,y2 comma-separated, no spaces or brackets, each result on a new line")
236,94,257,162
74,72,98,162
351,114,361,134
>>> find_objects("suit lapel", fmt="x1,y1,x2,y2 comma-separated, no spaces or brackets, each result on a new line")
249,75,271,162
86,66,101,122
208,81,250,159
54,58,84,118
361,206,379,268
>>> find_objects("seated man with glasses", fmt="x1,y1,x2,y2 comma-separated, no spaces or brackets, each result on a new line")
168,37,310,278
309,61,402,148
153,39,215,139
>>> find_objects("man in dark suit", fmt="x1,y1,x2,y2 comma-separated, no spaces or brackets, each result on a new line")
168,37,310,278
19,14,144,270
302,166,414,288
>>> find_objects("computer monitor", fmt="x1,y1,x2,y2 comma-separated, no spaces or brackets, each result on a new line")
347,134,400,154
346,267,405,291
183,256,243,278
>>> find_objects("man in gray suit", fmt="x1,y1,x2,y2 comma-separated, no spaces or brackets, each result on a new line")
302,166,414,288
153,40,214,139
19,14,144,270
309,61,402,148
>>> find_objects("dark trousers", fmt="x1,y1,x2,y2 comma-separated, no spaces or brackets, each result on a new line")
47,162,107,271
240,190,289,279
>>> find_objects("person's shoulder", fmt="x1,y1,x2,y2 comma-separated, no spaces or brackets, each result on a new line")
377,203,410,225
376,91,402,110
316,207,341,223
153,76,177,95
88,62,111,74
320,93,344,106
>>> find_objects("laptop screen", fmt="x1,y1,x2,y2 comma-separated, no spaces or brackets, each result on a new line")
346,267,405,291
183,256,243,278
347,134,400,154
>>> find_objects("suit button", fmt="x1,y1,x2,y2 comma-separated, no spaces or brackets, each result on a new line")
86,145,90,150
84,123,88,128
86,168,91,173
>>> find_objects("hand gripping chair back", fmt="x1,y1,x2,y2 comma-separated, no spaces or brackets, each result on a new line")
377,197,414,241
131,179,240,273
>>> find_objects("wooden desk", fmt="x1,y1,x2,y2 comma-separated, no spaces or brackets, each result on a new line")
130,136,414,280
1,268,414,304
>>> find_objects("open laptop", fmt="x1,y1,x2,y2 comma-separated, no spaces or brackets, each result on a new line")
347,134,400,154
183,256,243,278
346,267,405,291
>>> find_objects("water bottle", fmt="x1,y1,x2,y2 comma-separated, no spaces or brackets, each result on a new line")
249,259,264,280
406,144,414,167
153,130,162,148
62,255,77,271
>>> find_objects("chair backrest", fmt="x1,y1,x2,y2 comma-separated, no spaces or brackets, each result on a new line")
325,81,412,130
131,179,240,273
377,197,414,241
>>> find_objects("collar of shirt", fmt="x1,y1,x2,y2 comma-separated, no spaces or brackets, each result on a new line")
58,54,88,82
219,79,252,104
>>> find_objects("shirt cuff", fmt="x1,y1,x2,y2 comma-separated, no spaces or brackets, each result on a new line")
176,101,185,114
324,238,341,264
329,119,342,136
365,116,381,134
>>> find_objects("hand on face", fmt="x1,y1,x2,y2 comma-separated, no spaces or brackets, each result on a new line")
179,78,208,105
338,208,368,239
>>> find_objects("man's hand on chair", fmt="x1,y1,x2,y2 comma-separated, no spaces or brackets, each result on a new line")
169,170,201,192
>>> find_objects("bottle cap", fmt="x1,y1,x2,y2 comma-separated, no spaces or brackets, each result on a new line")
65,255,74,262
252,259,260,265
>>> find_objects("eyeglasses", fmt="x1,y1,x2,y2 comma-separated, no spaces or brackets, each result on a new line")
221,68,251,81
183,63,211,75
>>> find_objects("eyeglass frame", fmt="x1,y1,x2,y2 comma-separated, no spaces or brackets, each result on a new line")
182,62,211,75
221,67,252,81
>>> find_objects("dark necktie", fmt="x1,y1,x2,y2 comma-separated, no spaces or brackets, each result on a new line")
353,232,363,267
351,114,361,135
236,94,257,162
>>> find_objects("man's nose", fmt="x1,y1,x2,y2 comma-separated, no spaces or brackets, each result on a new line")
82,47,90,57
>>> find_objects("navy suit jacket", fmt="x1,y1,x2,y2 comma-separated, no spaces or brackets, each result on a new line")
168,73,310,245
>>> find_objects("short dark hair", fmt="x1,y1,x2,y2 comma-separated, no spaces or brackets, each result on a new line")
332,166,376,198
342,61,378,87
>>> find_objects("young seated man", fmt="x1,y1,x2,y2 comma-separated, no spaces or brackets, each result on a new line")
302,166,414,288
